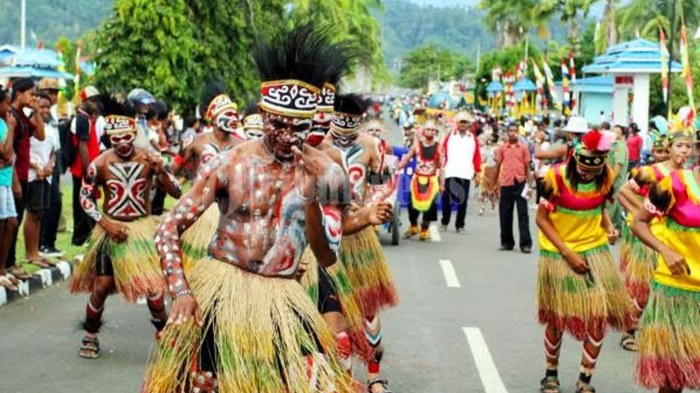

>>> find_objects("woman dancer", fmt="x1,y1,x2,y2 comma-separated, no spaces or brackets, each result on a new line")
536,129,631,393
616,125,691,351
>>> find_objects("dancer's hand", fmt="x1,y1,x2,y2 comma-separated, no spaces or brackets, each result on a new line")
563,249,589,274
660,246,690,276
101,219,128,243
168,294,202,327
367,201,393,225
607,228,619,245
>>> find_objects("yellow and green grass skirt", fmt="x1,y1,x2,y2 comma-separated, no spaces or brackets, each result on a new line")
180,205,220,270
299,247,374,362
69,217,164,303
619,225,657,305
637,282,700,390
339,227,399,318
537,245,632,340
143,257,353,393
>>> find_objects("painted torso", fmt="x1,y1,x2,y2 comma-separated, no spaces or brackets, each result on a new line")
185,132,241,172
332,133,378,204
89,148,156,221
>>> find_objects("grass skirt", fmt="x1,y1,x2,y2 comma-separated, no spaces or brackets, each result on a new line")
299,248,374,362
180,205,219,270
619,225,657,305
69,217,164,302
143,258,353,393
637,282,700,390
537,246,632,340
339,227,398,317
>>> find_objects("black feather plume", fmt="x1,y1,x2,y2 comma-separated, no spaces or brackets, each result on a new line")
334,93,370,116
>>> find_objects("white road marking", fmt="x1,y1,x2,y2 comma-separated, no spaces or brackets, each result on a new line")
439,259,460,288
137,297,147,305
429,224,441,242
463,327,509,393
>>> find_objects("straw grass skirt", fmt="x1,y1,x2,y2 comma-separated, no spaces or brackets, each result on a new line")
69,217,164,302
339,227,398,317
537,246,632,340
180,205,220,270
299,248,374,362
637,282,700,390
619,225,657,304
143,257,353,393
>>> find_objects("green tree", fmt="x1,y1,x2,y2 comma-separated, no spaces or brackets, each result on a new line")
399,43,472,90
617,0,700,41
93,0,203,111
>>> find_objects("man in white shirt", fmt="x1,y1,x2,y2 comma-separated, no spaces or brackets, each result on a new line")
440,111,482,233
37,79,65,257
24,93,59,266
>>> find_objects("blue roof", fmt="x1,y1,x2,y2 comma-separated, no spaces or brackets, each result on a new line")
0,66,73,80
486,81,504,93
582,39,681,74
513,78,536,92
428,91,456,109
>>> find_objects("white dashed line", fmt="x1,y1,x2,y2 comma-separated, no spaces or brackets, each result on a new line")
463,327,509,393
439,259,460,288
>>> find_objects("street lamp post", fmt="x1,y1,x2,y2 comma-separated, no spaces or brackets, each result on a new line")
20,0,26,50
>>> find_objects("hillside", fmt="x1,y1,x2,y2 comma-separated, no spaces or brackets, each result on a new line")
0,0,112,46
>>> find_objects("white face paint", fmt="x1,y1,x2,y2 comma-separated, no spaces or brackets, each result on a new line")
263,112,312,160
216,109,240,134
110,132,136,158
330,129,358,149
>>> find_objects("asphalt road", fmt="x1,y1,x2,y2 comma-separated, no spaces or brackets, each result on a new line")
0,205,653,393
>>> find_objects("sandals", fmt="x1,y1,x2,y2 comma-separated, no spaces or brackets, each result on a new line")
79,336,100,359
620,333,638,352
0,275,18,291
25,257,55,269
367,378,392,393
576,381,596,393
8,266,31,280
540,376,560,393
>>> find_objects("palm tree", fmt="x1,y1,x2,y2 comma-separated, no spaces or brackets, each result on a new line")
479,0,547,48
617,0,700,41
535,0,601,53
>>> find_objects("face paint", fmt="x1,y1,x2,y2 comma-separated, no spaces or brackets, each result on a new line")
307,112,331,147
669,139,692,167
110,132,136,158
575,163,603,183
263,112,311,160
330,129,358,149
245,128,264,140
216,109,240,133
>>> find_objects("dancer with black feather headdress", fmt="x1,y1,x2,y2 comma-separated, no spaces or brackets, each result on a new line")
142,22,358,392
69,96,182,360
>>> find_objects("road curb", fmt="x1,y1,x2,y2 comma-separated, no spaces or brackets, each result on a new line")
0,261,73,307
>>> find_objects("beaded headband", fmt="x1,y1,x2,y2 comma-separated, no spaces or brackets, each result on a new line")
104,115,136,135
331,111,363,135
317,83,336,114
205,94,238,123
260,79,320,119
243,113,263,130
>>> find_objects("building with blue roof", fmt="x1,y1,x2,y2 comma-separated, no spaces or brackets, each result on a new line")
580,39,681,133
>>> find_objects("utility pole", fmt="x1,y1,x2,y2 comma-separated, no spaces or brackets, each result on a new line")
20,0,26,50
666,0,678,117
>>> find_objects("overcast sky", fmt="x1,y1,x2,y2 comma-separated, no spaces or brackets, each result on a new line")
404,0,608,16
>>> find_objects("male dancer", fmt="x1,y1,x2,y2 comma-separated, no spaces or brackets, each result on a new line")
241,100,264,140
327,94,399,393
69,114,182,359
173,83,242,176
397,120,442,240
143,23,357,392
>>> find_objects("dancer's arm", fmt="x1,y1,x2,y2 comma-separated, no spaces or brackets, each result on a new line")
147,152,182,198
632,180,690,276
395,141,417,172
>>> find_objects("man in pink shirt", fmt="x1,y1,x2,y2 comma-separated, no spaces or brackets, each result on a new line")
626,123,643,169
496,123,532,253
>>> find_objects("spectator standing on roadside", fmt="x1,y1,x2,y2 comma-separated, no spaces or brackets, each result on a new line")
496,123,532,253
23,93,58,267
627,123,643,169
37,78,64,257
439,111,481,233
6,78,45,277
0,85,20,290
180,114,199,145
70,86,101,246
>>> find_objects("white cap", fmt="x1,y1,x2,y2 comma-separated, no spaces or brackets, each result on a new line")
563,116,588,134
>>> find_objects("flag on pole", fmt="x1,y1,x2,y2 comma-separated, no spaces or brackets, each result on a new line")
74,43,82,86
561,58,571,115
659,27,669,104
569,52,577,112
515,62,523,81
680,18,695,112
532,59,547,111
541,56,560,107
